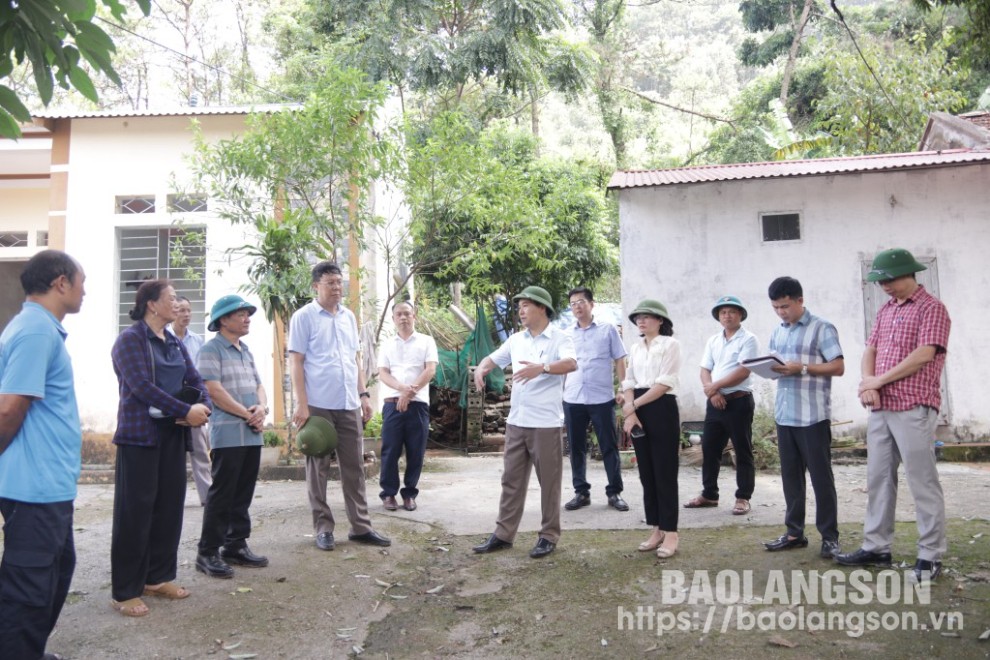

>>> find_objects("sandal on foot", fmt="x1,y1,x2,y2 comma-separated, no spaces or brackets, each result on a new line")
684,495,718,508
143,582,190,600
732,499,751,515
656,542,678,559
638,532,665,552
111,597,149,617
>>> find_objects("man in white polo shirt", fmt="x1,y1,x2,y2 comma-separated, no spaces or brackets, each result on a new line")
472,285,576,559
377,301,438,512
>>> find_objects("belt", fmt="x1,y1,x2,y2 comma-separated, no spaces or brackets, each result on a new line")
384,397,399,403
723,391,752,400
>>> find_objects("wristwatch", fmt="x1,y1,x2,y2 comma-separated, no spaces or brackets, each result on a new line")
543,363,551,374
359,391,371,399
800,364,809,376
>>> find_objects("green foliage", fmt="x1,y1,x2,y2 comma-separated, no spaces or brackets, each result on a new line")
737,0,818,67
189,65,396,325
816,34,969,154
0,0,150,137
262,430,284,447
403,112,616,323
275,0,583,119
751,396,780,470
363,412,383,439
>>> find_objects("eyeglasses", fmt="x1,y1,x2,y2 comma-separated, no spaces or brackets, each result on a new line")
876,279,895,286
569,299,589,308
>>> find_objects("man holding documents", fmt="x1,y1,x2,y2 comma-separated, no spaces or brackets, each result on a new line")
763,277,844,560
836,248,950,583
684,295,759,515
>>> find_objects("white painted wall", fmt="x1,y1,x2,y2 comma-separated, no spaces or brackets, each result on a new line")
61,114,275,433
619,164,990,439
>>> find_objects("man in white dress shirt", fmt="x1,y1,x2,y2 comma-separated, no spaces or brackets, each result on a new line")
472,286,577,559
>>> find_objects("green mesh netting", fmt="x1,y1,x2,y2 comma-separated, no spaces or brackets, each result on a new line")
433,305,505,407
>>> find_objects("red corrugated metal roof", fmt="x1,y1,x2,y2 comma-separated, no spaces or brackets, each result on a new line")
33,104,297,119
607,149,990,189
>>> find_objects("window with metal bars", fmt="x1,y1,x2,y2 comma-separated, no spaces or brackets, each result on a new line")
760,212,801,242
0,232,29,247
117,226,207,335
167,194,208,213
116,196,156,214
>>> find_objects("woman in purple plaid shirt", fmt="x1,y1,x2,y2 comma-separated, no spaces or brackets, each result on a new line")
109,280,211,617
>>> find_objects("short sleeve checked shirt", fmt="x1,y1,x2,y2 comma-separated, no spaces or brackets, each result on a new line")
198,335,262,448
867,285,950,411
769,309,843,427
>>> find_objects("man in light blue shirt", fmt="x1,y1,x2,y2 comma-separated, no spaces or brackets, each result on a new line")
473,285,577,559
171,295,211,505
764,277,844,560
289,262,390,551
0,250,85,659
561,287,628,512
685,295,759,515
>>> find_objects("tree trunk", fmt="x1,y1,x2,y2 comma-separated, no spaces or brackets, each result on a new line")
779,0,814,108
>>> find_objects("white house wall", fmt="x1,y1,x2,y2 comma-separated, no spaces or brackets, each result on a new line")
619,164,990,439
61,114,275,433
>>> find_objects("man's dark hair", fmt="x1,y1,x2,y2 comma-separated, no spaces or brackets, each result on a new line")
768,276,803,301
392,300,415,313
129,279,172,321
311,261,342,283
567,286,594,303
176,295,191,304
20,250,79,295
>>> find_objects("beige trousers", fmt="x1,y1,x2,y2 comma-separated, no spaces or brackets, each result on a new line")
494,424,563,544
305,407,372,536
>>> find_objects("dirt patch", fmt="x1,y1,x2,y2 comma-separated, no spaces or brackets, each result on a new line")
27,457,990,658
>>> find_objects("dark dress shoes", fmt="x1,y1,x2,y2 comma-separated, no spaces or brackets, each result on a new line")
348,530,392,547
196,553,234,579
403,497,417,511
472,533,512,554
912,559,942,583
564,493,591,510
820,539,841,560
834,547,893,567
315,532,335,551
382,496,399,511
529,537,556,559
607,494,629,511
220,545,269,568
763,534,809,551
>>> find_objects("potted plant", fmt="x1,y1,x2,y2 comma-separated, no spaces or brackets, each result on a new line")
260,429,283,467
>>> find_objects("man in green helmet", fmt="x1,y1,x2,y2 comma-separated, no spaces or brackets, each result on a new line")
472,286,577,559
836,249,951,584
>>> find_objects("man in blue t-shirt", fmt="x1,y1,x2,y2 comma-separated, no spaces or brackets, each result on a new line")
0,250,86,659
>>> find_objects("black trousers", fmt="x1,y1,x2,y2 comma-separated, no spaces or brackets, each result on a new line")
632,391,680,531
0,499,75,660
111,423,188,601
198,445,261,554
777,420,839,542
701,393,755,501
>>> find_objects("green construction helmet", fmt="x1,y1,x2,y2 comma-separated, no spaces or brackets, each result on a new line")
628,299,672,325
866,248,927,282
711,295,747,321
296,415,338,458
512,285,555,319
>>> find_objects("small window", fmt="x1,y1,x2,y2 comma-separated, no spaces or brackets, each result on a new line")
761,212,801,242
0,232,29,247
167,194,208,213
36,230,49,247
116,196,156,214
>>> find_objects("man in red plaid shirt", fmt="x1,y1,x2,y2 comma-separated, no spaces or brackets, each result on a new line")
835,248,951,583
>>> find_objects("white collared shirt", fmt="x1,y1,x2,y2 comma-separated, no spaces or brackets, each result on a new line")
621,335,681,394
699,325,759,394
377,331,439,405
489,323,576,428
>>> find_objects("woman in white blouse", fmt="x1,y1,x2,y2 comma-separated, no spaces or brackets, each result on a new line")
620,300,682,559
